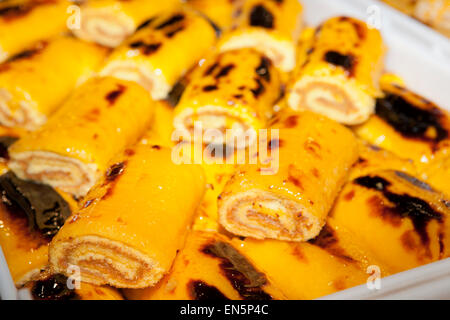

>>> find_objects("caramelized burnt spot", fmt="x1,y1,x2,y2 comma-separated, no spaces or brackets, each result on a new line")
105,161,126,183
0,136,18,160
31,274,79,300
155,14,185,30
7,41,48,63
0,171,71,239
187,280,230,300
105,84,126,106
324,51,357,77
129,41,162,55
0,0,56,22
215,64,235,79
165,26,185,38
255,57,271,82
202,241,272,300
136,17,156,31
375,93,448,145
203,85,218,92
204,62,219,76
354,175,444,247
309,225,355,262
167,78,187,107
251,78,265,98
249,5,274,29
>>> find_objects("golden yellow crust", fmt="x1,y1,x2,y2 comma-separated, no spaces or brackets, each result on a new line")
0,37,108,130
218,111,358,241
219,0,303,72
0,0,69,62
9,77,154,197
287,18,385,124
72,0,181,47
100,8,217,100
49,145,205,288
126,231,285,300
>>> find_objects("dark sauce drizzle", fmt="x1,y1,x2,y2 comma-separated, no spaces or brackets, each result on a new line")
249,5,274,29
31,274,78,300
188,280,230,300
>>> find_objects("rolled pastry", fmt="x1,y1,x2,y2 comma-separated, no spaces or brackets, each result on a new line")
414,0,450,37
353,78,450,167
100,8,217,100
0,36,108,130
49,144,205,288
185,0,241,30
174,48,282,148
287,17,386,125
218,111,358,241
28,273,123,300
0,0,69,63
330,169,450,273
126,231,285,300
232,235,369,299
219,0,303,72
8,77,154,197
72,0,180,47
0,170,76,286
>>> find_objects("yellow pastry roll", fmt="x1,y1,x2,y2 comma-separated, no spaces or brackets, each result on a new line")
414,0,450,37
8,77,154,197
100,8,217,100
174,49,282,148
0,170,76,285
72,0,180,47
354,80,450,167
330,169,450,274
0,0,69,63
0,37,108,130
126,231,285,300
287,17,385,125
185,0,240,30
28,274,123,300
349,140,418,180
232,236,369,299
218,111,358,241
219,0,303,72
49,144,205,289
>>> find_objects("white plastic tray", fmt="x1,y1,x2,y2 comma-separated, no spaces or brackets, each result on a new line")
1,0,450,300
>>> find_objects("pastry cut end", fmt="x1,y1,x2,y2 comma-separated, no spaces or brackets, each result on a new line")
73,8,135,47
173,106,260,148
100,60,170,100
287,76,375,125
8,151,99,197
219,30,296,72
218,189,323,242
0,89,46,130
49,235,165,289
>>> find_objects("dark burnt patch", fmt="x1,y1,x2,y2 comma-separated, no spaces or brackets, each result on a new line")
215,64,235,79
354,175,444,248
0,136,18,160
129,41,162,55
136,17,156,31
324,51,357,77
0,0,57,22
202,241,272,300
204,62,219,76
255,57,271,82
250,78,265,98
167,78,187,107
375,93,448,148
0,171,71,240
155,14,185,30
7,41,48,63
165,25,185,38
187,280,230,300
309,225,355,262
283,115,298,128
31,274,79,300
249,5,274,29
203,85,218,92
105,162,126,183
105,84,126,106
